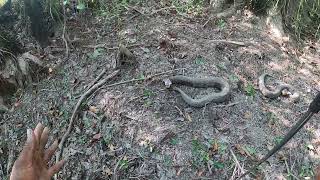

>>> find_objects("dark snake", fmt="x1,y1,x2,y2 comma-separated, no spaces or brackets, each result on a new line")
168,75,231,107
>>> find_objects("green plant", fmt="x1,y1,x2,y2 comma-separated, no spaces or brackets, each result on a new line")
299,164,314,178
195,56,205,65
119,159,129,170
267,112,278,125
217,19,226,29
217,63,227,70
88,48,104,59
163,155,173,166
191,139,210,168
170,138,179,145
143,89,153,97
171,0,205,15
228,75,239,83
245,83,256,96
274,136,283,145
244,145,256,156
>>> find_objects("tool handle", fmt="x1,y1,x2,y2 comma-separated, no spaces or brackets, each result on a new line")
310,91,320,113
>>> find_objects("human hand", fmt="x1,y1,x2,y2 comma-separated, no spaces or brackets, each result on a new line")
10,123,65,180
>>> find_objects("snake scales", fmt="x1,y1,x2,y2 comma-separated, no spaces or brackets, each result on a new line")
258,73,299,101
168,75,231,107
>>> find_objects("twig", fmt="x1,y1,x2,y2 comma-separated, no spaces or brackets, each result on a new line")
62,5,69,56
6,149,13,175
210,40,246,46
102,68,185,88
87,68,107,90
83,43,142,50
284,159,299,180
212,102,239,108
55,70,120,168
230,149,244,176
149,6,176,16
174,105,187,120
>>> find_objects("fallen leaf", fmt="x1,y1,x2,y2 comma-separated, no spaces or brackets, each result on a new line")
104,167,113,176
93,133,102,140
307,144,315,150
108,144,115,151
212,140,219,152
89,106,99,113
235,144,246,155
14,101,21,107
176,167,184,176
197,169,204,177
185,112,192,122
48,67,53,73
244,111,252,119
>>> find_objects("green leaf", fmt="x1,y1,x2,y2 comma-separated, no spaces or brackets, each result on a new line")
138,73,145,80
245,146,256,155
143,89,153,97
63,0,69,5
195,57,205,65
213,161,225,169
170,138,178,145
245,83,256,96
77,3,86,10
88,48,104,59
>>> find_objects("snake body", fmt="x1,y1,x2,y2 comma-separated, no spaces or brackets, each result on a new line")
258,73,299,101
169,75,231,107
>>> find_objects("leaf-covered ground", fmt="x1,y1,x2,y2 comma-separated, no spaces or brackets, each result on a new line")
1,2,320,179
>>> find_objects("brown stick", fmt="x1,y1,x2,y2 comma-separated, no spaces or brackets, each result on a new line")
55,70,120,165
103,68,185,88
210,40,246,46
212,102,239,108
87,68,107,90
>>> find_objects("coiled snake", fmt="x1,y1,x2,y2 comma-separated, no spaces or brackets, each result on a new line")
258,73,299,101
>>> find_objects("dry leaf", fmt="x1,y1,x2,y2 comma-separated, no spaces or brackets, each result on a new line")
185,112,192,122
307,144,315,150
176,167,184,176
213,140,219,152
93,133,102,140
104,167,113,176
89,106,99,113
244,111,252,119
14,101,21,107
235,144,246,155
48,67,53,73
108,144,115,151
123,156,128,161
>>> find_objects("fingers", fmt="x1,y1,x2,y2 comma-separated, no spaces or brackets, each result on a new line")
17,129,36,165
48,159,65,177
40,127,49,153
44,140,59,162
34,123,45,148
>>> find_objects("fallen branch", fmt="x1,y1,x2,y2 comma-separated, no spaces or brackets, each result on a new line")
87,68,107,90
55,70,120,166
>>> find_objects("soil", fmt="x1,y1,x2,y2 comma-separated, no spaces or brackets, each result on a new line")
1,3,320,180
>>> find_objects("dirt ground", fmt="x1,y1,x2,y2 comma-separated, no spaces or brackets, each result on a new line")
1,2,320,180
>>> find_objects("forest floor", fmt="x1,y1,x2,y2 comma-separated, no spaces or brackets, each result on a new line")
1,2,320,180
